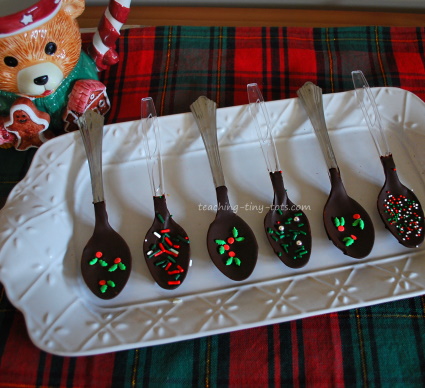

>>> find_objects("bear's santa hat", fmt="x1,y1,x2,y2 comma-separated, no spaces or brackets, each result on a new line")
0,0,62,38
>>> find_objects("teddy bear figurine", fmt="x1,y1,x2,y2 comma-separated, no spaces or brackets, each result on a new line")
0,0,131,150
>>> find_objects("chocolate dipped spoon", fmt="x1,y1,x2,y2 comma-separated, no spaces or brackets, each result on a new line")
352,70,424,247
190,96,258,281
78,110,132,299
297,82,375,258
247,83,311,268
141,97,190,289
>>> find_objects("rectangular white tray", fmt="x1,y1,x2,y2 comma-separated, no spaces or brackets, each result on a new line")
0,87,424,356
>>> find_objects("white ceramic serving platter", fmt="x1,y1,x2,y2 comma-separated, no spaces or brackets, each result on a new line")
0,87,424,356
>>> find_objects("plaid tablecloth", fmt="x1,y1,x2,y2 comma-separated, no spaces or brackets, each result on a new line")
1,26,425,387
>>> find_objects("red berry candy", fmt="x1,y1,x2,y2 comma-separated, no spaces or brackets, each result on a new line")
114,258,121,264
95,251,103,258
224,244,230,250
337,226,345,232
351,235,357,240
99,280,106,286
229,251,236,257
353,214,361,219
227,237,235,244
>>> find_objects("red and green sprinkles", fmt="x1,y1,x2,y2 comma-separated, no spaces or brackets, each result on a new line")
333,214,364,247
146,213,189,286
98,280,116,294
383,192,423,241
88,251,127,294
267,212,308,260
215,227,244,266
89,251,127,272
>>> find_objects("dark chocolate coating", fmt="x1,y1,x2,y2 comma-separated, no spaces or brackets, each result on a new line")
206,186,258,281
81,201,132,299
143,196,190,290
378,154,424,248
264,171,312,268
323,168,375,258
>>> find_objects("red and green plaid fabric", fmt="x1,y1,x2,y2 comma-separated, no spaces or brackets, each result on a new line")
1,26,425,387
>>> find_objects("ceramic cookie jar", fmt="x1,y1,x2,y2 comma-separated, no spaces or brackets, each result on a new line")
0,0,131,150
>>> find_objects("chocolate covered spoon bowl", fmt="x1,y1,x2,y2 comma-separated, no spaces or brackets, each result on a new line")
352,70,424,247
77,110,132,299
141,97,190,289
297,82,375,259
190,96,258,281
247,83,311,268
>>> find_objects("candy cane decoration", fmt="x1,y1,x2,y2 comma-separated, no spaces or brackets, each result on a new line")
88,0,131,71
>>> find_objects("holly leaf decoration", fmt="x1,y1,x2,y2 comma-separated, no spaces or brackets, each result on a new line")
333,217,341,227
226,257,234,266
99,260,108,267
218,246,225,255
232,227,238,238
341,217,345,226
100,285,108,293
89,258,98,265
235,237,245,242
108,264,118,272
118,262,126,270
352,218,365,230
215,239,226,245
343,236,355,246
107,280,116,287
234,258,241,266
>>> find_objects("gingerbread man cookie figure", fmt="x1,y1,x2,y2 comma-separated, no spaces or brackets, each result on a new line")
5,98,52,151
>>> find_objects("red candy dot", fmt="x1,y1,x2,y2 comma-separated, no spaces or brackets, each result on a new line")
229,251,236,257
351,235,357,240
114,258,121,264
337,226,345,232
224,244,230,250
95,251,103,258
353,214,361,219
227,237,235,244
99,280,106,285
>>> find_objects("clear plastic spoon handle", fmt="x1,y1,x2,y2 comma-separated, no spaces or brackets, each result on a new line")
141,97,165,197
247,83,281,172
297,82,339,170
351,70,391,157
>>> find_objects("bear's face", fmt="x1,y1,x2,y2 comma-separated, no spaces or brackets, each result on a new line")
0,1,84,98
